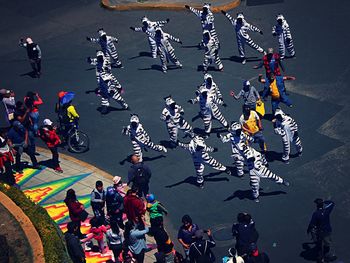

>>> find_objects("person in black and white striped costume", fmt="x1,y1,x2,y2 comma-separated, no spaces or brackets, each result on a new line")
273,108,302,164
87,28,123,67
97,72,128,114
130,16,169,59
220,122,253,177
244,146,289,202
178,135,231,188
202,30,224,72
272,14,295,59
189,85,228,137
87,50,111,83
200,73,225,103
146,27,182,73
160,96,194,145
221,11,265,64
122,114,167,162
185,3,219,47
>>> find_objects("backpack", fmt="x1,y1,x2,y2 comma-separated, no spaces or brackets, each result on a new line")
193,241,212,263
57,104,70,124
134,167,149,185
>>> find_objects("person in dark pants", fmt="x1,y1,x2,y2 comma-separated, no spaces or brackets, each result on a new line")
307,199,336,263
246,243,269,263
106,185,125,230
7,121,39,172
189,229,216,263
106,221,124,263
38,119,63,173
232,213,259,260
90,180,106,225
64,222,86,263
127,155,152,198
153,222,175,263
124,186,146,224
178,214,199,260
124,221,149,263
19,37,42,77
64,189,86,239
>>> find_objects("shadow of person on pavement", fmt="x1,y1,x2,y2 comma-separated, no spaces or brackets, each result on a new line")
224,189,286,201
19,71,38,78
119,154,166,166
129,51,153,60
165,172,229,188
265,150,282,163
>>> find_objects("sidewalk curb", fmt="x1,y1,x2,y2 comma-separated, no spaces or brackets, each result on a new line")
37,146,117,181
0,191,45,263
101,0,240,12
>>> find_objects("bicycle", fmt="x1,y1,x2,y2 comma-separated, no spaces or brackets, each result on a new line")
57,122,90,153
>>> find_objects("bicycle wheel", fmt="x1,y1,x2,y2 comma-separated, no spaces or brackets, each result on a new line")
67,130,90,153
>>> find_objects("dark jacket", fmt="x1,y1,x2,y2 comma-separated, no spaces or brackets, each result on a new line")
232,221,259,255
123,194,146,222
154,227,174,255
308,200,335,234
64,232,85,263
128,162,152,186
189,237,216,263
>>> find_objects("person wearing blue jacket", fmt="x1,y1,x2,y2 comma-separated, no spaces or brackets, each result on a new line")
259,72,295,113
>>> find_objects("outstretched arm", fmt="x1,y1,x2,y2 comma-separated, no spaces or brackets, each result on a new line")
283,76,296,81
185,5,201,18
221,11,236,25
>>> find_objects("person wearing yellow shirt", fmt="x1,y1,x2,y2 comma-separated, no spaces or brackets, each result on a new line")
239,106,266,152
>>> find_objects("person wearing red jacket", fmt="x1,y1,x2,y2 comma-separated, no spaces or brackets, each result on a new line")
24,91,43,134
123,186,146,224
64,188,87,239
38,118,63,173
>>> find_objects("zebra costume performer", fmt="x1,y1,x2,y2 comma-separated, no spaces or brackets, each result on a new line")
203,30,224,72
273,108,302,163
221,11,265,64
185,3,219,47
272,14,295,59
130,16,169,58
160,96,194,143
147,27,182,73
122,114,167,162
87,28,122,67
178,136,230,187
244,146,289,202
189,86,228,136
87,50,111,83
220,122,253,177
200,73,224,103
98,72,128,114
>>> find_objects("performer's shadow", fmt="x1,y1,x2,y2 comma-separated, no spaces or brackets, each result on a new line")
129,51,153,60
165,171,230,188
181,44,202,50
221,56,260,64
224,188,286,201
119,154,166,165
197,65,221,72
299,242,319,262
138,64,180,72
19,71,38,78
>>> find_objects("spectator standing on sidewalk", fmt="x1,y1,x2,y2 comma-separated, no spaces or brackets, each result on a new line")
64,222,86,263
106,221,124,263
1,89,16,126
0,134,15,185
146,193,168,234
7,121,39,172
153,222,175,263
38,119,63,173
19,37,42,77
128,154,152,198
189,229,216,263
24,91,43,134
178,215,200,260
106,181,125,230
124,186,146,224
124,221,149,263
91,180,106,225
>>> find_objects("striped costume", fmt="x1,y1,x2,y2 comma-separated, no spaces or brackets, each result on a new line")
98,72,128,113
187,3,220,46
273,108,302,163
223,12,265,64
147,28,182,73
122,115,167,162
160,96,194,142
87,29,122,66
178,136,229,185
201,73,224,103
203,30,223,72
244,146,289,202
132,16,169,58
190,85,228,135
272,14,295,59
88,50,111,83
220,122,253,177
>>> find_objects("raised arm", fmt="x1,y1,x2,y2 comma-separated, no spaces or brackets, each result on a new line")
185,5,201,18
221,11,236,26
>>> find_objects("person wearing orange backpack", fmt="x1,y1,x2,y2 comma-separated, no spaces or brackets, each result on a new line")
259,72,295,113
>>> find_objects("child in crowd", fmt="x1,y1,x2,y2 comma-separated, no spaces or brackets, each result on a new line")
89,217,108,254
146,194,168,233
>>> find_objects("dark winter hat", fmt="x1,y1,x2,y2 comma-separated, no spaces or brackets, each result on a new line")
194,229,204,239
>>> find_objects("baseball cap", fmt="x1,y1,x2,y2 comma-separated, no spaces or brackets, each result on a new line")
43,119,53,126
113,176,122,185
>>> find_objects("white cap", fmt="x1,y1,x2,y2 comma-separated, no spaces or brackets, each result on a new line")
113,176,122,185
237,13,244,19
43,119,53,126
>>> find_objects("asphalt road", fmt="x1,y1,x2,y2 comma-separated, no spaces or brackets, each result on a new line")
0,0,349,262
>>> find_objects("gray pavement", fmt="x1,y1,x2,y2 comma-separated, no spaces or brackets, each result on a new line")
0,0,349,262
